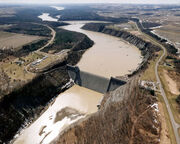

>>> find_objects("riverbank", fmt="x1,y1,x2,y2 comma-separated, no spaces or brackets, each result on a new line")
81,22,161,76
13,85,102,144
10,21,144,143
0,26,94,143
54,79,161,144
62,21,143,78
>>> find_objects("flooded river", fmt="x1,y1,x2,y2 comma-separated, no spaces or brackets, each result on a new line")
14,15,142,144
14,85,102,144
62,21,142,78
38,13,58,22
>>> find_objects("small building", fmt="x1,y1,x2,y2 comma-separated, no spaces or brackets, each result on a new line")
15,60,24,66
139,80,157,91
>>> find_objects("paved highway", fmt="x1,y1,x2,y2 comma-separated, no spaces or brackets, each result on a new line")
24,24,56,73
155,39,180,144
135,21,180,144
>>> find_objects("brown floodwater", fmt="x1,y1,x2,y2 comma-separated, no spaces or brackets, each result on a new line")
13,20,143,144
62,21,143,78
13,85,103,144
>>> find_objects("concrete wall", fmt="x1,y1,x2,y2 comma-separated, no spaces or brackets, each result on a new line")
107,77,127,92
67,65,126,93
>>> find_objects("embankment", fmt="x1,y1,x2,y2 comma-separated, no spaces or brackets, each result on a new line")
132,18,178,55
54,79,161,144
0,67,69,143
41,28,94,54
82,23,161,76
82,23,161,55
0,29,94,143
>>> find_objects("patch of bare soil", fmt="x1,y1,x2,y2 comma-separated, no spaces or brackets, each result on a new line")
163,70,180,95
158,102,171,144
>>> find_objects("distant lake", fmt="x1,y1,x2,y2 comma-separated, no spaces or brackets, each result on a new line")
19,19,143,144
51,6,65,11
38,13,58,22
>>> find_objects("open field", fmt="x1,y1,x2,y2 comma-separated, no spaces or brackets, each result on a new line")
0,31,42,50
163,69,180,95
140,45,177,144
159,66,180,124
0,4,180,143
22,52,44,65
0,52,44,83
106,21,138,32
1,62,35,81
158,93,177,144
135,20,179,143
28,50,68,73
153,24,180,50
0,60,34,82
0,7,16,17
141,51,162,82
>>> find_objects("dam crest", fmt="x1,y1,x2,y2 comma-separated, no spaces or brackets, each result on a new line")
67,65,127,94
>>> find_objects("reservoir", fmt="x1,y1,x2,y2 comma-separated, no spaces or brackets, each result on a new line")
62,21,142,78
38,13,58,22
13,15,142,144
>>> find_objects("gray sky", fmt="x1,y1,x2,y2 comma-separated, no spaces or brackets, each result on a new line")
0,0,180,4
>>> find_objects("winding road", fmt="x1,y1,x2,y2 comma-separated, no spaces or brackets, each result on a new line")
155,39,180,144
41,22,180,143
24,24,56,73
136,21,180,144
25,21,180,143
37,24,56,52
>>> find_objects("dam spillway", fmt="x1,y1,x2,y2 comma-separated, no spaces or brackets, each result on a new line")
67,65,127,94
13,20,141,144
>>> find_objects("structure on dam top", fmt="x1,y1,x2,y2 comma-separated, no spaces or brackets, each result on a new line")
67,65,127,94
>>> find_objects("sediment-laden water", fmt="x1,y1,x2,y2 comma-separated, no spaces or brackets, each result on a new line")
13,16,142,144
62,21,142,78
14,85,102,144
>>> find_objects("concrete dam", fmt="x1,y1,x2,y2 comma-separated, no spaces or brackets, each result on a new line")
67,65,127,94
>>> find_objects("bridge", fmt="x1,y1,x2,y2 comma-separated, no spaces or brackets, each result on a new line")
67,65,127,94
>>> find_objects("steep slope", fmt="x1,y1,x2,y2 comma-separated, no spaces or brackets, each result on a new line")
53,79,161,144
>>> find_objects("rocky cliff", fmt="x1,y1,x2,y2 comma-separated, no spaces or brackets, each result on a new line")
82,23,161,76
82,23,161,57
53,79,161,144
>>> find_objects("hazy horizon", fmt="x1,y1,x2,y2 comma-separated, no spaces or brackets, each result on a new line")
0,0,180,4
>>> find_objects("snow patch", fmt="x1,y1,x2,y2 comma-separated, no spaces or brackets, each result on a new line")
151,103,159,112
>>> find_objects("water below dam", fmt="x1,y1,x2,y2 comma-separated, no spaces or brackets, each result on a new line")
13,85,102,144
13,15,143,144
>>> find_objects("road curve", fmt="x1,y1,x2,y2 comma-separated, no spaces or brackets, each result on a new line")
155,42,180,144
24,24,56,73
37,25,56,52
135,21,180,143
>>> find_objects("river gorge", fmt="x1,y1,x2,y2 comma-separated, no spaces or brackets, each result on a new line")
13,14,143,144
62,21,142,78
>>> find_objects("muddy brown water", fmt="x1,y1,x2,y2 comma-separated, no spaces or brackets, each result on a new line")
13,19,142,144
13,85,102,144
62,21,142,78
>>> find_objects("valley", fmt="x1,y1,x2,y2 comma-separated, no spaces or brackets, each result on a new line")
0,3,179,144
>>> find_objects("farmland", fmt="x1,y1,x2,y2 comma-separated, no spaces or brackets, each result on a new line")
0,31,42,50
